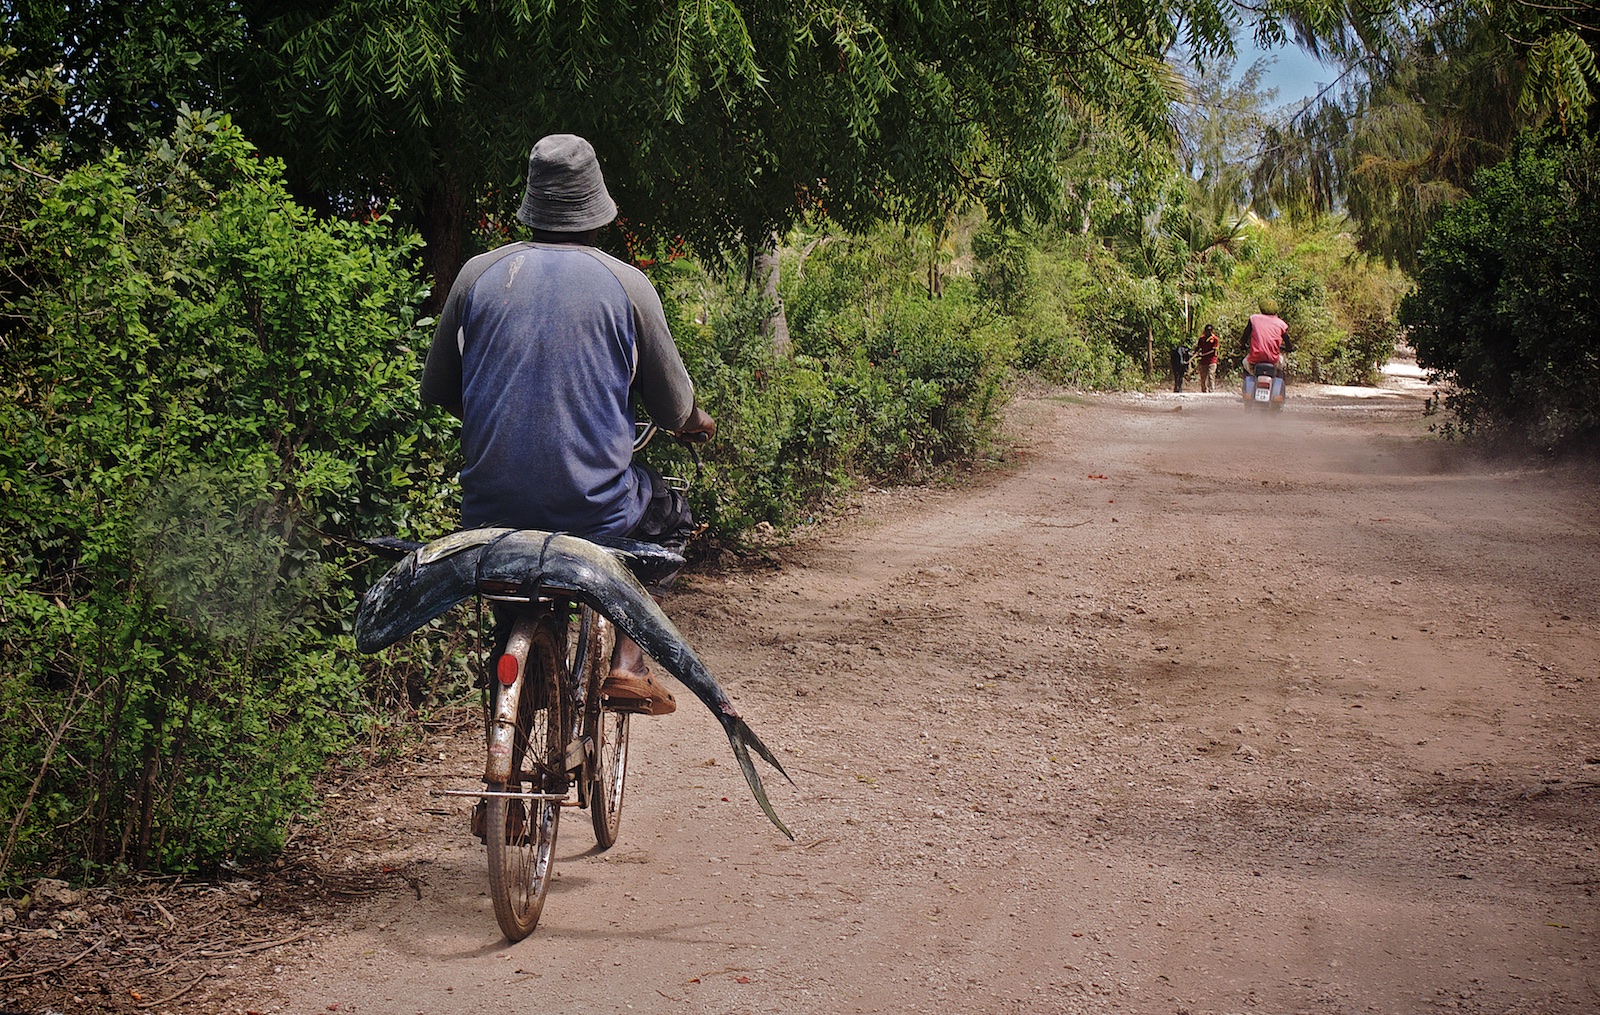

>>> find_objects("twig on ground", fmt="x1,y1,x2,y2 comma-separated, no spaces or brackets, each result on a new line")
0,939,104,983
134,971,210,1008
199,931,309,957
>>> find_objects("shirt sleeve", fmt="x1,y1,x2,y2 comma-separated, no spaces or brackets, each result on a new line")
420,281,467,409
420,243,531,409
587,252,696,430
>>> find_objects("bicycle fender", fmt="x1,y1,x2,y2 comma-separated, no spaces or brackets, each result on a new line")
356,528,794,838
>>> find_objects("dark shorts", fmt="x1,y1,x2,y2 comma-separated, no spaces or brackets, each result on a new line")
626,465,695,554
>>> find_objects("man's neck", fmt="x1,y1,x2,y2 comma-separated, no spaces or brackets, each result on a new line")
531,228,601,245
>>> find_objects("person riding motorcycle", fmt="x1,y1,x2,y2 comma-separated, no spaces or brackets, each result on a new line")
419,133,711,716
1241,301,1291,376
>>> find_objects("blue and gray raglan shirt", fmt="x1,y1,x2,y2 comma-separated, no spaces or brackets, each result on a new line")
420,241,696,537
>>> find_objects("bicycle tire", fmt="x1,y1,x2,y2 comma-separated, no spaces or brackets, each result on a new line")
570,607,629,847
485,616,567,941
588,705,630,847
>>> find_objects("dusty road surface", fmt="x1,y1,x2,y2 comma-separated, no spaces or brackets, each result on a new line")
12,370,1599,1014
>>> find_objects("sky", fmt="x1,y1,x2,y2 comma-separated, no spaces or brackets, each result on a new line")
1235,35,1337,106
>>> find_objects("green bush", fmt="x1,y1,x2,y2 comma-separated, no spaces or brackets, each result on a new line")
0,109,449,882
1402,127,1600,446
644,231,1014,533
966,224,1145,387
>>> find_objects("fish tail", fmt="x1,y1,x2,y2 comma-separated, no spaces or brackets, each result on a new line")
720,715,795,840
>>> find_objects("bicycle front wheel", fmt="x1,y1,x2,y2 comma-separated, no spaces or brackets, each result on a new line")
589,706,630,847
572,608,629,848
486,617,567,941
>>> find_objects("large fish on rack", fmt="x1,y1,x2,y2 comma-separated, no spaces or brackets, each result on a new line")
355,527,793,837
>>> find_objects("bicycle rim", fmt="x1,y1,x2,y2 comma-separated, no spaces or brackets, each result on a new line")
485,619,566,941
589,707,630,847
570,606,628,848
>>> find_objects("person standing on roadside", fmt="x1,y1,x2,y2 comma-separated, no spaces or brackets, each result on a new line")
420,133,714,717
1194,323,1220,392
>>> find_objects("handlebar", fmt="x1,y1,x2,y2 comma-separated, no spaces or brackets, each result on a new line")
633,421,712,452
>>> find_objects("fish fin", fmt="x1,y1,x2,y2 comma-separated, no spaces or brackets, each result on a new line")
721,715,795,840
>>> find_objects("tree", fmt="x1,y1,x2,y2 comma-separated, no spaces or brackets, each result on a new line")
1086,52,1273,372
1251,1,1600,270
6,1,1245,303
0,1,242,155
1401,127,1600,446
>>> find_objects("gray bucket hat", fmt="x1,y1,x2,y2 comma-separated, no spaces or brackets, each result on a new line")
516,134,617,232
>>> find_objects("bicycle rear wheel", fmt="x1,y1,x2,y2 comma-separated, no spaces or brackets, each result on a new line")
485,616,567,941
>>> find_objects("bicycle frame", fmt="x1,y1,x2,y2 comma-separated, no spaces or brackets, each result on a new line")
457,596,614,803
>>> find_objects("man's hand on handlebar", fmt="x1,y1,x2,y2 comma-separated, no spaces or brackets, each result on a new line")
674,405,716,444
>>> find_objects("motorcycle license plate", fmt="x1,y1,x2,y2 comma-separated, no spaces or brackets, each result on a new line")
1254,383,1272,402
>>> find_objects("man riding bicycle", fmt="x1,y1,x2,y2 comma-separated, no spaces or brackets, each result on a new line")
419,133,712,716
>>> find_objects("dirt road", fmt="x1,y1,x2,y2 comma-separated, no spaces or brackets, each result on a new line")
19,369,1598,1014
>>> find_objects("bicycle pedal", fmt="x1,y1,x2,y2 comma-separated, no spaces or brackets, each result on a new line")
470,800,488,843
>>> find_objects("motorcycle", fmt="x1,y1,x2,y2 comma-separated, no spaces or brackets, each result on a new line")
1243,361,1287,409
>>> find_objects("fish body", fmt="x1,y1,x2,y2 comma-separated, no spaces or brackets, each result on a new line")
356,528,792,836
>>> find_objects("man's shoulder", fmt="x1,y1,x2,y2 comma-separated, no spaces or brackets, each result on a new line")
572,246,663,312
575,245,649,282
453,242,536,295
464,241,534,271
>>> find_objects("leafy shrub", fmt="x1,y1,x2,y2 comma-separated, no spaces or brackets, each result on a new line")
1402,127,1600,446
0,110,450,882
974,227,1141,388
647,231,1014,533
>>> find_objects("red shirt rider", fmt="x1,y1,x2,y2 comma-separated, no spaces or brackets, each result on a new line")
1243,312,1289,368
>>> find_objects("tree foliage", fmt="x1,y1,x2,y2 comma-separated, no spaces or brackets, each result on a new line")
1078,53,1279,372
0,103,451,880
0,2,242,154
238,0,1233,246
4,0,1249,299
1401,127,1600,447
1252,1,1600,270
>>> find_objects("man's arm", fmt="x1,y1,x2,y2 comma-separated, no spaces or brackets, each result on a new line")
676,403,716,440
419,299,464,414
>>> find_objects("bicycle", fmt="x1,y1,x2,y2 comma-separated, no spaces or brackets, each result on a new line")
357,423,788,942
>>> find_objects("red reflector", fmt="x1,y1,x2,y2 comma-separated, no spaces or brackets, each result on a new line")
497,654,519,686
